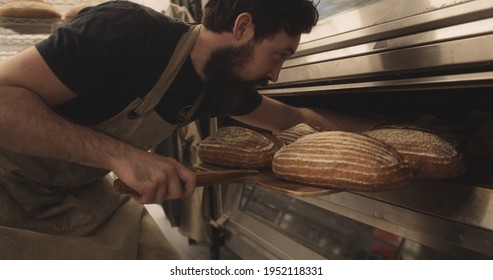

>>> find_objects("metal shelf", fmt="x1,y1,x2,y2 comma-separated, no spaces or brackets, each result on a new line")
0,17,61,35
0,18,57,61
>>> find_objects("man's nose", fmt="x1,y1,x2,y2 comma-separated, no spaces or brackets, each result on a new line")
268,65,282,82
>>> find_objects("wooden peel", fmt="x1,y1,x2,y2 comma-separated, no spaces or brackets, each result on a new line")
194,163,337,197
113,169,260,196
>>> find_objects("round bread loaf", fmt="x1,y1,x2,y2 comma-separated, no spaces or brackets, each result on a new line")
198,126,283,169
0,0,61,18
0,0,61,33
276,123,319,145
364,128,467,178
272,131,412,191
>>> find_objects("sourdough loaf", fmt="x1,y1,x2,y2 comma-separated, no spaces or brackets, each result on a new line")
276,123,319,145
198,126,283,169
0,0,61,18
272,131,412,191
0,0,61,34
364,127,467,178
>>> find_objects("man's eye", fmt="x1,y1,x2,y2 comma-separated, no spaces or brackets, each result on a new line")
276,54,288,61
281,53,292,60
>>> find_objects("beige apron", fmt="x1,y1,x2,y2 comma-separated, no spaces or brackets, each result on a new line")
0,24,203,259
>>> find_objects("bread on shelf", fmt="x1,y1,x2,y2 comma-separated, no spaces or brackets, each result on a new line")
198,126,283,169
363,127,467,179
0,0,61,19
276,123,319,145
0,0,62,34
272,131,412,191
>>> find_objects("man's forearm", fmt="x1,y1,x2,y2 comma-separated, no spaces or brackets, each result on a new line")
0,86,132,170
233,96,380,134
0,86,197,203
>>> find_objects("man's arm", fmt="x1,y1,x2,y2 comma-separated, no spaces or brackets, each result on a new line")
232,95,380,134
0,47,195,203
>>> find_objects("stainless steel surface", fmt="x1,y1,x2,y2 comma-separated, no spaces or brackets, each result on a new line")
222,184,325,260
223,183,476,259
218,0,493,260
268,27,493,90
298,0,490,56
296,180,493,258
259,71,493,96
315,0,381,21
287,18,493,69
261,0,493,92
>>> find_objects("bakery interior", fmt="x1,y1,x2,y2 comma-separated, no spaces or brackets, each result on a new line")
1,0,492,260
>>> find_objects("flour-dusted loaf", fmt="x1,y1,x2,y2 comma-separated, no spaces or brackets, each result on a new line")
0,0,61,34
272,131,412,191
0,0,61,18
198,126,283,169
276,123,319,145
364,127,467,178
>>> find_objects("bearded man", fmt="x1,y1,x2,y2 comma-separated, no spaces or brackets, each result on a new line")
0,0,371,259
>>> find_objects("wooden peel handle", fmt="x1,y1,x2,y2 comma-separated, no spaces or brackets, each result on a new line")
112,169,259,195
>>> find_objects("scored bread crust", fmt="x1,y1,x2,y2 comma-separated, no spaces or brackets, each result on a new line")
198,126,283,169
276,123,319,145
364,128,467,178
272,131,412,191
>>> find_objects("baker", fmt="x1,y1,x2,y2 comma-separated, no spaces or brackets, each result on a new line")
0,0,372,259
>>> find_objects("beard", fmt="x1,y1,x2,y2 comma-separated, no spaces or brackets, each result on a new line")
202,41,269,115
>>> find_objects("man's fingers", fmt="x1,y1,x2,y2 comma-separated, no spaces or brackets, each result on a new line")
164,172,182,200
119,156,197,203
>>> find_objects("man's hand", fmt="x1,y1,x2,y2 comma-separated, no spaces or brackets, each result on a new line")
110,151,196,204
232,95,383,134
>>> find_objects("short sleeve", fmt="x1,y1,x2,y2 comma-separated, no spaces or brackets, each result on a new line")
35,1,184,98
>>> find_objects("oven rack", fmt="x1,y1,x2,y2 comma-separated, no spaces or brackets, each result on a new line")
0,18,56,61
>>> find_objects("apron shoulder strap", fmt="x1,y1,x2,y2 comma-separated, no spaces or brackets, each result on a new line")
133,24,202,117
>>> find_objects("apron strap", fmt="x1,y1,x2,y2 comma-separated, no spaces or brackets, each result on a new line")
132,24,202,117
178,88,206,126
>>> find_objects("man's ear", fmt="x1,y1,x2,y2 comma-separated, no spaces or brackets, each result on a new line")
232,12,255,42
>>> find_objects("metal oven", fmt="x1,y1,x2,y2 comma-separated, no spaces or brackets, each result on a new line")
209,0,493,259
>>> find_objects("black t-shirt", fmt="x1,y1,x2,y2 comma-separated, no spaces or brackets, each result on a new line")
36,1,262,126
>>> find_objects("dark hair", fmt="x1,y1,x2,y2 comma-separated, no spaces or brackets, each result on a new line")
202,0,319,40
